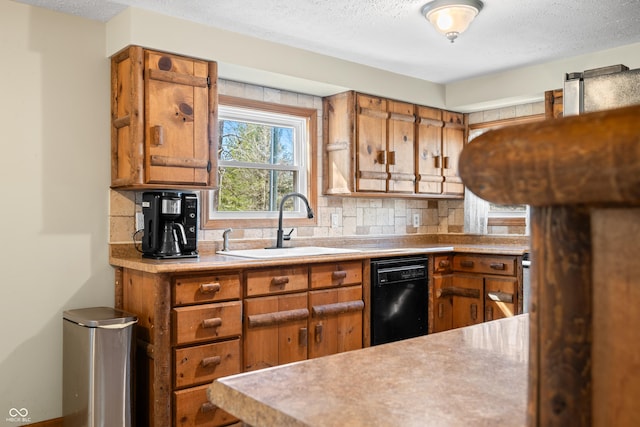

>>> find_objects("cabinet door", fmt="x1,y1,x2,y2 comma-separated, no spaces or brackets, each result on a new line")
309,285,364,358
387,100,415,193
244,293,309,371
416,106,444,194
432,274,453,333
451,275,484,329
442,111,465,196
145,50,210,185
356,94,387,192
485,277,517,321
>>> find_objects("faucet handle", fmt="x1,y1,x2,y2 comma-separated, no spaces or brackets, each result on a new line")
283,228,294,241
222,228,233,251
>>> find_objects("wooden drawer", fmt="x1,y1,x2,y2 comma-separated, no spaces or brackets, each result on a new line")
246,266,308,297
174,339,241,389
174,383,238,427
453,254,517,276
173,273,241,306
433,255,453,274
173,301,242,345
310,261,363,289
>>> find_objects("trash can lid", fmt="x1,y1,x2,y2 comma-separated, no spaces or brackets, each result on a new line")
63,306,138,328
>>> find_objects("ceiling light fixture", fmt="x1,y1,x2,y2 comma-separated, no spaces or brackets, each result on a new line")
421,0,484,43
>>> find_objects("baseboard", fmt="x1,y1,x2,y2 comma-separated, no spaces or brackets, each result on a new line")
27,417,62,427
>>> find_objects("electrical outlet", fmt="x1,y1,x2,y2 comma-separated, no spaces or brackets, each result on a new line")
331,213,340,228
412,213,420,228
135,212,144,231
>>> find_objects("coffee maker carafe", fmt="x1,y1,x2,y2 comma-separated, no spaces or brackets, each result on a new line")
141,191,198,259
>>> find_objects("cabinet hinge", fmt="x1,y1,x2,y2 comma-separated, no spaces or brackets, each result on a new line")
207,161,212,173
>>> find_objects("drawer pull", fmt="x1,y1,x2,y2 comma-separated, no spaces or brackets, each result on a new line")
438,259,450,268
487,291,514,304
271,276,290,286
460,260,475,268
199,283,221,294
332,270,348,280
201,355,222,368
315,324,323,343
248,308,309,328
201,318,223,329
312,300,364,317
200,402,216,413
470,303,478,321
437,287,481,299
490,262,506,270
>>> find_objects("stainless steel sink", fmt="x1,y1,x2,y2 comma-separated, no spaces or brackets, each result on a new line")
218,246,362,259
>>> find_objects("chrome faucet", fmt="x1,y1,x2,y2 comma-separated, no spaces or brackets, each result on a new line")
222,228,233,251
275,192,314,248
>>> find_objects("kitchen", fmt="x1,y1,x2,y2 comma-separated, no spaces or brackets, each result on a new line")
2,0,640,426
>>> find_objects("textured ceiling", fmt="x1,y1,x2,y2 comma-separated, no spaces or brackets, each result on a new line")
15,0,640,84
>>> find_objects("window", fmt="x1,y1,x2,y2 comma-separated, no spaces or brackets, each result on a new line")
465,114,544,235
203,96,317,229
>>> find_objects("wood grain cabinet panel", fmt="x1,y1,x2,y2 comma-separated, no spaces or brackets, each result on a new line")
323,90,465,198
174,384,238,427
246,266,308,296
173,273,241,306
310,261,362,289
173,301,242,345
110,45,217,189
174,339,241,388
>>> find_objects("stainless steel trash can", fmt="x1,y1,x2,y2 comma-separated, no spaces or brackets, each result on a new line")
63,307,137,427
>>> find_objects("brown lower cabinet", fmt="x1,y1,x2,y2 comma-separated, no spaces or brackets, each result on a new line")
119,259,364,427
432,253,522,333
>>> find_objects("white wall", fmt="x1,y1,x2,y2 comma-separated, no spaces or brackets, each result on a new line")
0,1,111,423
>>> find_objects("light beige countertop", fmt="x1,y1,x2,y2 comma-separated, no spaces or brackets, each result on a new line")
208,314,529,427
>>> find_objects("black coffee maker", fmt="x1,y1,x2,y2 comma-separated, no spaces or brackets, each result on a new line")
141,191,198,259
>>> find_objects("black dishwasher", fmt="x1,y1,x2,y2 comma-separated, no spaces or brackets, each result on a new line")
371,256,429,345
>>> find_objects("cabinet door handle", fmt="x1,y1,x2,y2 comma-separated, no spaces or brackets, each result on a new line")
201,317,222,329
200,402,216,413
486,306,493,321
201,355,222,368
438,259,450,268
443,156,450,169
271,276,290,286
437,287,480,299
248,308,309,328
460,260,474,268
315,324,323,343
312,300,364,317
438,302,444,318
490,262,506,270
388,150,396,165
487,291,514,304
434,155,441,169
199,283,221,294
376,151,386,165
332,270,348,281
299,327,308,347
151,125,164,146
470,303,478,321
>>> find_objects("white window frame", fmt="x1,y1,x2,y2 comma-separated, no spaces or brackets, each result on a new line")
207,102,312,222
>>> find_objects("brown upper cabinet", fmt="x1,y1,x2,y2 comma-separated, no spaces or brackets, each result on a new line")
323,91,466,198
110,46,218,189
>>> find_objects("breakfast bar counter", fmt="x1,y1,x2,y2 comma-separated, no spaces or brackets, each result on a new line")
207,314,529,427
